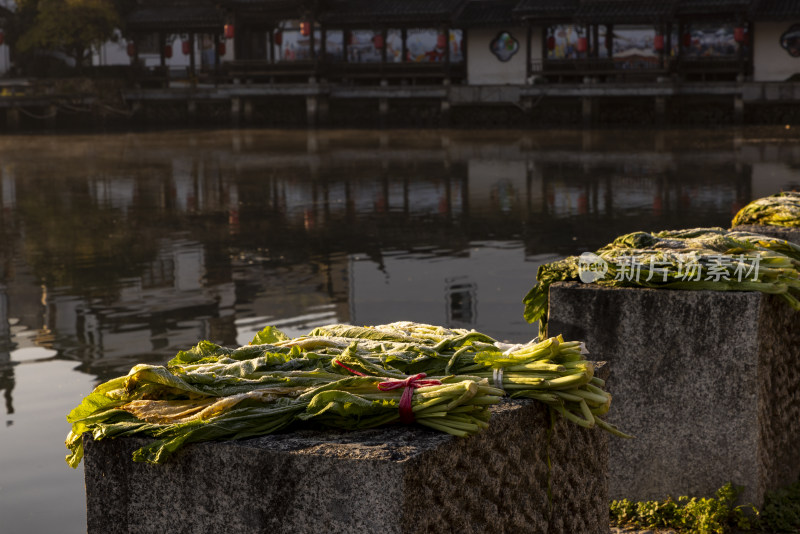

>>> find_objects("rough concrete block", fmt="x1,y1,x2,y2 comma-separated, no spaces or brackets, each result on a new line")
84,398,608,534
733,224,800,245
547,282,800,506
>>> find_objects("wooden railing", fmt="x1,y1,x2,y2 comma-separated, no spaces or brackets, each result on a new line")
675,57,747,80
130,57,745,87
530,56,746,83
218,60,465,85
325,62,466,84
221,60,318,83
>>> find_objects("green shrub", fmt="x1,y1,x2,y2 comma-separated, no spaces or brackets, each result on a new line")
610,483,757,534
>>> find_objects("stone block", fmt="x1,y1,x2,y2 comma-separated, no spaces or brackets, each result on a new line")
547,282,800,506
733,224,800,245
84,398,608,534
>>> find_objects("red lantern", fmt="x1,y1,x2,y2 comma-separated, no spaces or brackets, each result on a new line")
0,31,5,46
576,37,587,53
546,35,555,51
734,26,745,43
654,34,664,52
217,41,226,56
437,33,447,49
127,42,136,57
372,33,384,49
182,40,191,55
224,24,235,40
164,44,173,59
274,30,283,46
300,22,310,37
682,32,692,48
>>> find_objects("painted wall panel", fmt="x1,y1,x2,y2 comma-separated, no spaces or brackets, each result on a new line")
753,21,800,81
467,26,529,85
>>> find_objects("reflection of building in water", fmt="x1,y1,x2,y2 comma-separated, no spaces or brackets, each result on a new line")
38,239,236,365
25,236,351,369
232,254,351,344
530,150,752,222
170,156,240,214
1,164,16,212
445,276,477,328
468,160,533,216
741,144,800,198
349,245,553,342
0,131,782,380
0,163,17,416
0,285,14,417
252,171,464,228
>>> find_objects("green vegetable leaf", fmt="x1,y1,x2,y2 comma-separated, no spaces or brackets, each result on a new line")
250,325,290,345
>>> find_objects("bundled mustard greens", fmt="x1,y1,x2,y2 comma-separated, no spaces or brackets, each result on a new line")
732,191,800,228
65,338,503,467
66,321,627,467
523,227,800,336
303,322,630,439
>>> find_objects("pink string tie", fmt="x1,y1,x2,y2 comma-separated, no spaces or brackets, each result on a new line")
333,361,442,424
377,373,442,424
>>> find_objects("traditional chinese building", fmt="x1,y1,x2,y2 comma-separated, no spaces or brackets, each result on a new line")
7,0,800,126
119,0,800,83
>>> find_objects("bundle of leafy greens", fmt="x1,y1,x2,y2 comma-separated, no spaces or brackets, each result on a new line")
732,191,800,228
66,345,502,467
523,227,800,336
298,322,630,438
66,322,627,467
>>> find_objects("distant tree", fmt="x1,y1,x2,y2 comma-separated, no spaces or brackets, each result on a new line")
16,0,121,70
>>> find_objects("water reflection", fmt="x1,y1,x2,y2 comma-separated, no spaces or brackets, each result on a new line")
0,287,13,421
4,128,800,532
0,129,795,387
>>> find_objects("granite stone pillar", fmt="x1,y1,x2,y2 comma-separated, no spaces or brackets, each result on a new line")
547,282,800,506
84,399,608,534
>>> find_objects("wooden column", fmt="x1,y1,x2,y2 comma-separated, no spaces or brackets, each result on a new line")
444,26,451,83
231,97,241,127
677,20,685,79
380,27,387,81
159,32,166,67
310,19,317,62
189,33,196,77
215,33,221,73
526,22,532,80
6,107,19,130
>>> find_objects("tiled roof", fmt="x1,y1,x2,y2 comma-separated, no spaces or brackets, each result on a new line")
513,0,580,20
219,0,305,11
455,0,517,27
217,0,303,25
676,0,753,15
575,1,678,23
127,6,223,31
753,0,800,19
319,0,466,25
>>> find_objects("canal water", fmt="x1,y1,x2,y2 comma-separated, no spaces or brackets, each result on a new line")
0,128,797,532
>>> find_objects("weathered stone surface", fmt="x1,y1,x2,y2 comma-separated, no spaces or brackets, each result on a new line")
84,398,608,534
547,282,800,506
734,224,800,244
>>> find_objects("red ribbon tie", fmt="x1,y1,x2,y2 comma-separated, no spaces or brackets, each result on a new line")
333,359,368,376
377,373,442,424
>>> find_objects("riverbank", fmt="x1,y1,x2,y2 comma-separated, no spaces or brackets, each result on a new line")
5,76,800,131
